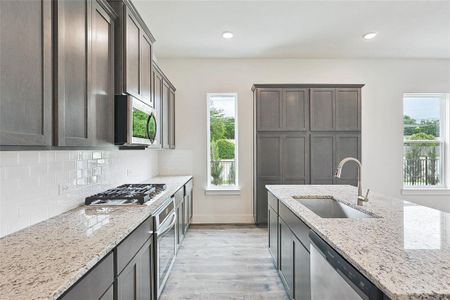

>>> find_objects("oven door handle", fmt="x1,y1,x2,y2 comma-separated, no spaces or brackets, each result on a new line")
157,212,177,236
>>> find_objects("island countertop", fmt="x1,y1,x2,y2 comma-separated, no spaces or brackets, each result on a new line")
266,184,450,300
0,175,192,300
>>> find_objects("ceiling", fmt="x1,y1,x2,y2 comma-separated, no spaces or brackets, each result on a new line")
133,1,450,59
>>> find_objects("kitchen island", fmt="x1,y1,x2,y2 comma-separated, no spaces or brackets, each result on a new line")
266,185,450,300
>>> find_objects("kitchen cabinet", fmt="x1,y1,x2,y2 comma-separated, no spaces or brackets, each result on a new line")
270,195,311,300
1,0,116,149
256,88,309,132
310,88,361,132
117,238,154,300
109,0,154,106
153,61,176,149
253,84,362,225
268,192,278,267
0,0,52,146
60,252,114,300
55,0,116,147
279,218,294,299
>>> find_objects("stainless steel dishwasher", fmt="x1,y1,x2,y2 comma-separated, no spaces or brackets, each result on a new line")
309,232,385,300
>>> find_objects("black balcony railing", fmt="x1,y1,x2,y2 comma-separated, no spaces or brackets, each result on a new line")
403,157,441,186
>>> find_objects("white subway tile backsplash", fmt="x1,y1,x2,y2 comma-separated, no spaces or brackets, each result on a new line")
0,149,159,238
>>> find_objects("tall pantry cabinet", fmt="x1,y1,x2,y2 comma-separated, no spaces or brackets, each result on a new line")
253,84,363,226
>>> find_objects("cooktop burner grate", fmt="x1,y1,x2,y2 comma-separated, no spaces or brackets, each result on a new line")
85,184,167,205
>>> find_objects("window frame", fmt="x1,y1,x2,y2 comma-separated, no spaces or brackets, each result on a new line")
402,93,450,193
206,93,239,192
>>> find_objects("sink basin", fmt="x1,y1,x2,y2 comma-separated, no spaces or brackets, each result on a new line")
292,195,373,219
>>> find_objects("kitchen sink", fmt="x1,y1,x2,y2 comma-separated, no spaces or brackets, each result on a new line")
292,195,374,219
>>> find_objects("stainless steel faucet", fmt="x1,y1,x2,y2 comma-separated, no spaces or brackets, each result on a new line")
334,157,370,205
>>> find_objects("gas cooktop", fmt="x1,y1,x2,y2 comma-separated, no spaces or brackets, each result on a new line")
85,184,167,205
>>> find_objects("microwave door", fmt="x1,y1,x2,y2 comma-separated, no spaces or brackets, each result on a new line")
146,112,157,144
130,97,153,145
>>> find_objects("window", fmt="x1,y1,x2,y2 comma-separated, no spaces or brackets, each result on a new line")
207,93,238,189
403,93,450,190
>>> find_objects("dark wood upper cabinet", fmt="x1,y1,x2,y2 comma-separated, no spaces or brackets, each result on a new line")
109,0,154,106
55,0,116,147
256,89,283,131
335,88,361,131
310,88,335,131
91,0,115,146
153,61,176,149
0,0,52,146
55,0,91,146
283,88,309,131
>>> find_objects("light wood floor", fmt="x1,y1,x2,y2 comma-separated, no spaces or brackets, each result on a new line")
160,225,289,300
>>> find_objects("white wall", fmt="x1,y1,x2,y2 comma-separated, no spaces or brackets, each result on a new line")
0,149,159,237
157,58,450,223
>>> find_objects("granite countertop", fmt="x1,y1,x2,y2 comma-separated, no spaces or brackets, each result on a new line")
0,175,192,300
266,185,450,300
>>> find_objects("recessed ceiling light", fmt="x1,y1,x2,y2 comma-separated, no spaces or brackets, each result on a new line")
222,31,234,39
363,32,377,40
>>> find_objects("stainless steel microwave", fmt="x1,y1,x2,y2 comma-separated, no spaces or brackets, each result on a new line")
115,95,159,146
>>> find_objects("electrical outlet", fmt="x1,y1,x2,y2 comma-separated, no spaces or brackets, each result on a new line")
126,169,133,177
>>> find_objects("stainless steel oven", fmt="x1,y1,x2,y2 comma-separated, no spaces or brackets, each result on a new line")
154,197,177,297
115,95,159,146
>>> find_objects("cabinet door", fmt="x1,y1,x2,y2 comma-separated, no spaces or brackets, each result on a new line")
256,88,282,131
294,236,311,300
152,68,163,147
91,0,114,146
55,0,91,146
283,89,308,131
61,253,114,300
334,134,360,186
282,133,309,184
168,88,176,149
176,204,184,245
117,238,153,300
162,81,170,148
124,7,140,98
140,34,152,106
256,134,282,225
310,135,335,184
310,88,335,131
279,218,294,299
0,0,52,146
336,88,360,131
268,206,278,268
257,134,282,178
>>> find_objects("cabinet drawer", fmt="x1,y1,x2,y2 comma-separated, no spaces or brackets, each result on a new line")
116,217,153,274
60,252,113,300
279,201,310,251
268,192,278,213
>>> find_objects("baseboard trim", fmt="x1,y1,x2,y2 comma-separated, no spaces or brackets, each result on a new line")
193,214,254,224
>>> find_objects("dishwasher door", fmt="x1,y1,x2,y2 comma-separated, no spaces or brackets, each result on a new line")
309,232,384,300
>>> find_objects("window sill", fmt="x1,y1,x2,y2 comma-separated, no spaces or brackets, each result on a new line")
401,188,450,195
204,186,241,196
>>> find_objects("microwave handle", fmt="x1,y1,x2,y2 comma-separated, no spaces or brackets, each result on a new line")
146,112,157,143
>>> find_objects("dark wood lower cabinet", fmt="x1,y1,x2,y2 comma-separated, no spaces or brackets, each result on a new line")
272,194,311,300
268,206,278,267
279,218,295,299
117,238,154,300
60,253,114,300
